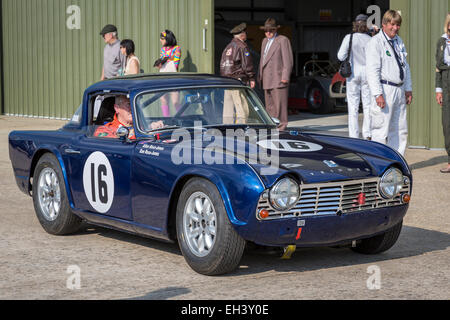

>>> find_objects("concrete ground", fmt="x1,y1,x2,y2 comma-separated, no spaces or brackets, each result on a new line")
0,113,449,300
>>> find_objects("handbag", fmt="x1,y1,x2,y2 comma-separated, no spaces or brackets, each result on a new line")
339,33,353,78
159,60,177,73
153,57,169,68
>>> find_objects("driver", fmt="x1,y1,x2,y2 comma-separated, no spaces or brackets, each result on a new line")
94,95,164,139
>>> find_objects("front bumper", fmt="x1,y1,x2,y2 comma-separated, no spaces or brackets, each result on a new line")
235,204,408,247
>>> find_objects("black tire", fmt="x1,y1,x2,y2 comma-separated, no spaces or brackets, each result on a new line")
176,178,246,275
307,84,335,114
32,153,82,235
351,220,403,254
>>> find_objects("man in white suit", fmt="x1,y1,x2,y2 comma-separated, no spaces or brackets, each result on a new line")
366,10,413,155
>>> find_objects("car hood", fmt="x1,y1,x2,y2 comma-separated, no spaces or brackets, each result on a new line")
244,131,376,185
145,127,399,187
197,128,392,186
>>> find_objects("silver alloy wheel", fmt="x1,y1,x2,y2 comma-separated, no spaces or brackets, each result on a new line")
37,167,61,221
183,192,217,257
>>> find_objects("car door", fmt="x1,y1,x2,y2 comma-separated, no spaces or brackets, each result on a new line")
65,135,135,221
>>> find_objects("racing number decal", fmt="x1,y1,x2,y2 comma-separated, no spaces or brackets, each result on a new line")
257,139,323,152
83,152,114,213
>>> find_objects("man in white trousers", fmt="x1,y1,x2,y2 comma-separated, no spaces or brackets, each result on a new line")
338,14,372,140
366,10,413,156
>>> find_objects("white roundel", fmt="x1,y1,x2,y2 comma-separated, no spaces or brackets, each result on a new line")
257,139,323,152
83,152,114,213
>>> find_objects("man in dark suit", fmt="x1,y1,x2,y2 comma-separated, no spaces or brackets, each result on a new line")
258,18,293,131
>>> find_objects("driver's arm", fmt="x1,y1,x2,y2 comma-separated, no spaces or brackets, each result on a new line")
150,120,165,130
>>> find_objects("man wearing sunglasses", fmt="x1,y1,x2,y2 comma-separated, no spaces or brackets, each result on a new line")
257,18,293,131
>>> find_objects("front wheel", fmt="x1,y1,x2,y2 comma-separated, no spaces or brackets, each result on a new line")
351,220,403,254
176,178,246,275
32,153,82,235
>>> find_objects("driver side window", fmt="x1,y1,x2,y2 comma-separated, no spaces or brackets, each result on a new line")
89,93,135,139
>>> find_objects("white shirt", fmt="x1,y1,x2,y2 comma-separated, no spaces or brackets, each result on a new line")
366,30,412,96
337,32,372,78
263,34,277,62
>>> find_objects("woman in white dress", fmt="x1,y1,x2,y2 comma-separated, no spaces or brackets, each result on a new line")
120,39,140,75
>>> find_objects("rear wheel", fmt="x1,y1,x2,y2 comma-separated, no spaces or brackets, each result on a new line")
307,84,335,114
32,153,82,235
176,178,246,275
351,220,403,254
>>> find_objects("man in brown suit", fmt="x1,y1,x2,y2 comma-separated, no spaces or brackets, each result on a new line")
258,18,293,131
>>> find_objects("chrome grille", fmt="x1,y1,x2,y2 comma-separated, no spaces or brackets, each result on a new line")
256,178,410,220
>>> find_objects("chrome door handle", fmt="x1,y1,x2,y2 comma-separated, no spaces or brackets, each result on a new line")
65,148,80,154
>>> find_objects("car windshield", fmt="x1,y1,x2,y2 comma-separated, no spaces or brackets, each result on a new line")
134,87,275,132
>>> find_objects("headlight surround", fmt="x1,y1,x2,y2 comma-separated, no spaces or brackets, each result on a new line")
379,167,404,199
269,177,300,211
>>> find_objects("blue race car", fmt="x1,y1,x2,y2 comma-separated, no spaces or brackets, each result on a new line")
8,73,412,275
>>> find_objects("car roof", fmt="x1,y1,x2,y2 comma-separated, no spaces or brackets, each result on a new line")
86,73,245,93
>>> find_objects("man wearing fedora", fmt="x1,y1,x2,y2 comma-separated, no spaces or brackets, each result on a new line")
220,22,256,124
258,18,293,131
100,24,126,80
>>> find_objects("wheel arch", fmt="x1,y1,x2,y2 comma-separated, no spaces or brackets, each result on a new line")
166,169,251,241
30,148,74,208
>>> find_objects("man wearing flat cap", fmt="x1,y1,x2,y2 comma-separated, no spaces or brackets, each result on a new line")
220,22,256,124
100,24,125,80
258,18,293,131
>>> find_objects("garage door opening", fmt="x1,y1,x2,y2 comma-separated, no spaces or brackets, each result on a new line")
214,0,389,117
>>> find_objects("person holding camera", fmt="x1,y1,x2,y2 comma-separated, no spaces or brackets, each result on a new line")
155,30,182,72
154,30,182,117
338,14,373,140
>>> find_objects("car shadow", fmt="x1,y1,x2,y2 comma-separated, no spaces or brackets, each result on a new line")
74,224,449,277
231,225,450,277
125,286,191,300
76,224,182,256
409,155,448,171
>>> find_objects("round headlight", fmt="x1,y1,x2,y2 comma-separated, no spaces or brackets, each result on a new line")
269,177,300,211
379,168,403,199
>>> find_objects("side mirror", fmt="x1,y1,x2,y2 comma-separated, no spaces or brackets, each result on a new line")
116,126,130,142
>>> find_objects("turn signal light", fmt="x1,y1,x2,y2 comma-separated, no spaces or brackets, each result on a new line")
258,209,270,220
401,194,411,204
